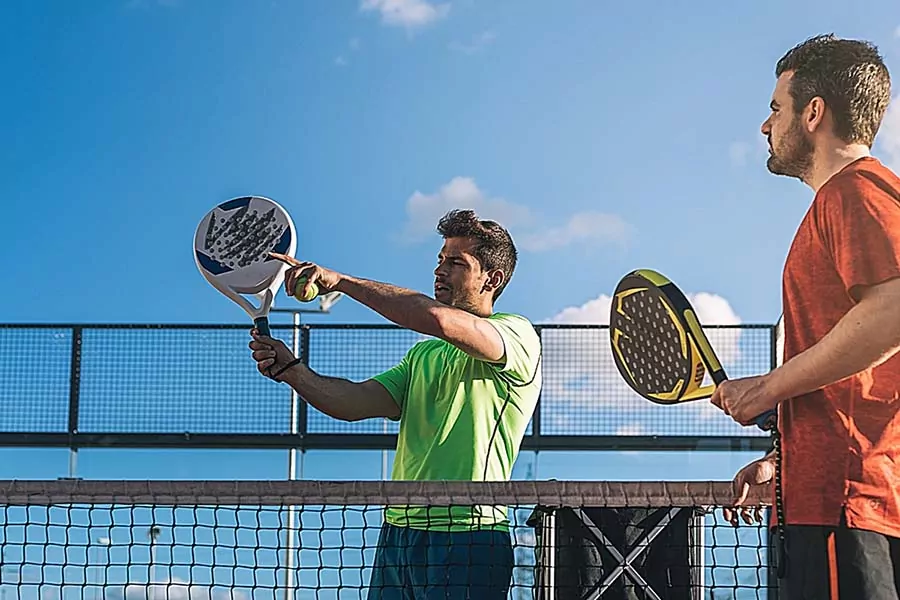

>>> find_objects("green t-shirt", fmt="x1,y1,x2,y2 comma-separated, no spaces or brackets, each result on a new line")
371,312,542,532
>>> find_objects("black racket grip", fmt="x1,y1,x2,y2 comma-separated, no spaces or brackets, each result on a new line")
754,408,778,431
254,317,271,337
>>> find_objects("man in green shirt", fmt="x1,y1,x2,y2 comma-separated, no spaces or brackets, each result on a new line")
249,209,542,599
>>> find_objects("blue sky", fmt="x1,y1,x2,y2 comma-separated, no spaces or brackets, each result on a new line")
1,1,899,596
3,0,898,327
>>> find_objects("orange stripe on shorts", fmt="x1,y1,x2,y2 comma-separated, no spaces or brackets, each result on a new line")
827,531,839,600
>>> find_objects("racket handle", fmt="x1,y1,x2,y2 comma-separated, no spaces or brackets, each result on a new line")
753,408,778,431
254,317,271,337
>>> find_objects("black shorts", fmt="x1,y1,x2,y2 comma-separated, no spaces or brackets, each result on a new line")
774,518,900,600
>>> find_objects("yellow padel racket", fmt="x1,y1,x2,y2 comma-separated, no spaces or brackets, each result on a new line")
609,268,776,431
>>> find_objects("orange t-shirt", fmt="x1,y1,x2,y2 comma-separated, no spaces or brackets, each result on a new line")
780,156,900,538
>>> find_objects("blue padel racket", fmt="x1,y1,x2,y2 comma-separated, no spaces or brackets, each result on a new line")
193,195,297,336
609,268,777,431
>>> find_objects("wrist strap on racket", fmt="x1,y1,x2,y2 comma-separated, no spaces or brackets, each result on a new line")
272,358,304,381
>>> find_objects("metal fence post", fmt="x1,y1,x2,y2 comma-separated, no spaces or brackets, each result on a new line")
533,325,543,478
283,322,310,599
67,327,83,478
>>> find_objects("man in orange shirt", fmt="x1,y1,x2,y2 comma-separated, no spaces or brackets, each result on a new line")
710,35,900,599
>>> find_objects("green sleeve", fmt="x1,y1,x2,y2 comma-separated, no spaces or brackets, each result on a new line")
371,351,411,418
488,313,541,385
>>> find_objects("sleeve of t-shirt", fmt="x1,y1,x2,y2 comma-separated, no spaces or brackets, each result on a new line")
816,171,900,300
487,313,541,385
370,351,411,420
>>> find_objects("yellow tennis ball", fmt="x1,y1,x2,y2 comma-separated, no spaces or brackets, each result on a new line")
293,276,319,302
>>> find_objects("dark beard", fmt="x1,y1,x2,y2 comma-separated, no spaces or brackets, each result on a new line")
766,120,814,180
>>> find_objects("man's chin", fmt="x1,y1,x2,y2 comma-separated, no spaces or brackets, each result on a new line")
766,157,783,175
766,156,795,177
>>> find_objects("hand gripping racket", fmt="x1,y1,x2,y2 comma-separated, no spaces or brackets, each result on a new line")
609,268,777,431
193,195,297,336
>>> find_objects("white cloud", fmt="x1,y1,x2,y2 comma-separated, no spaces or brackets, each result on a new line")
877,94,900,172
401,176,533,237
547,289,742,362
398,176,632,252
547,290,744,325
894,25,900,38
360,0,450,29
536,289,750,437
518,212,632,252
334,56,348,67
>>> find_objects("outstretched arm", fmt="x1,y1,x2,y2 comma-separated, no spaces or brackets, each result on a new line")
268,253,504,362
249,332,400,422
336,275,505,362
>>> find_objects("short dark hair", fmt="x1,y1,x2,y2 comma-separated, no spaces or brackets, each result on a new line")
775,34,891,146
436,209,518,299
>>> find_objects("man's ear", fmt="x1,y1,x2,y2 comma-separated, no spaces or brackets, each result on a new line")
803,96,827,134
482,269,505,294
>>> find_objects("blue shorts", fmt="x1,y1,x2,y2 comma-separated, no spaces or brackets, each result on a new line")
366,522,514,599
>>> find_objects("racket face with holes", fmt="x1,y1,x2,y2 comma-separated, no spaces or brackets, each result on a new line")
193,196,296,335
609,269,720,404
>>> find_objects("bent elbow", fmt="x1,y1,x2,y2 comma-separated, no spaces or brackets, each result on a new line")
427,306,504,362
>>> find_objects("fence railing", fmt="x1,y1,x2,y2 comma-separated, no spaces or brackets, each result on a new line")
0,323,778,452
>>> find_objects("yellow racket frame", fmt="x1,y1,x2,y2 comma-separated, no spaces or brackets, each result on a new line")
609,269,724,404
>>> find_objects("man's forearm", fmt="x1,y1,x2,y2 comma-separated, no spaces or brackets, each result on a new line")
280,363,373,422
335,275,444,336
767,287,900,401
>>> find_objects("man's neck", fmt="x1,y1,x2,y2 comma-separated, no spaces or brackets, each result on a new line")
805,143,872,191
473,304,494,318
458,301,494,318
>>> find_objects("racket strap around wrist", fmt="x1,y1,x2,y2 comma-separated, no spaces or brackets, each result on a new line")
271,357,304,381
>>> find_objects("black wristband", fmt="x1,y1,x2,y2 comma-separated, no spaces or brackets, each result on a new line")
272,357,304,381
